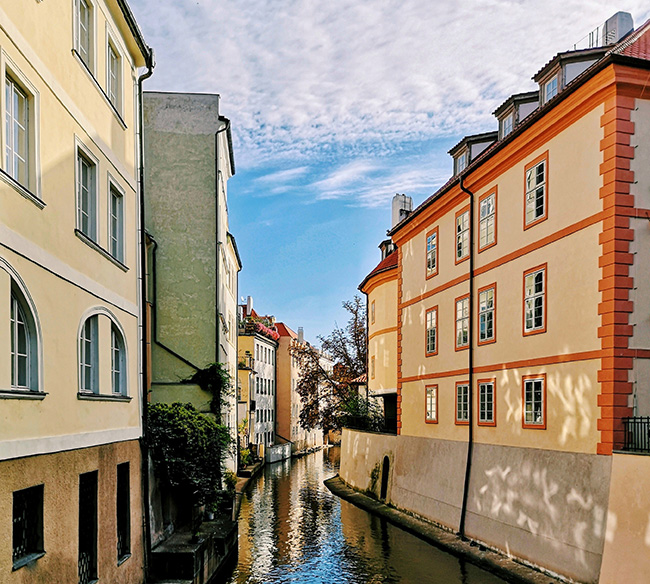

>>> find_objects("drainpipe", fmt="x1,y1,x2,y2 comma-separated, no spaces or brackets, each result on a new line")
137,48,155,580
458,174,475,539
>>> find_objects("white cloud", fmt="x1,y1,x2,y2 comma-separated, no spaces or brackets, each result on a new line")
254,166,310,184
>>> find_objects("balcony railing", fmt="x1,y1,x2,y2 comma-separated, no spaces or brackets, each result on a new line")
622,417,650,453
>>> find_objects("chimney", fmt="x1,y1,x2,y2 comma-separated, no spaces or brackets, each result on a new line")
298,327,304,344
603,12,633,45
246,295,253,316
392,194,413,228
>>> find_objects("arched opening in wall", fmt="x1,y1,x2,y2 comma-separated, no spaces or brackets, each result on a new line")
380,456,390,501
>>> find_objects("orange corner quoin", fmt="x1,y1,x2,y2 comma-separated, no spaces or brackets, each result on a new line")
597,86,638,455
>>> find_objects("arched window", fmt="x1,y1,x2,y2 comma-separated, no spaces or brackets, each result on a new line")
79,315,98,393
10,282,39,391
111,324,125,395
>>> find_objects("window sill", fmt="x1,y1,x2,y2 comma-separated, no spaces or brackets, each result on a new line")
75,230,128,272
77,392,132,402
0,169,45,209
71,50,127,130
0,389,47,400
117,553,132,566
13,551,45,571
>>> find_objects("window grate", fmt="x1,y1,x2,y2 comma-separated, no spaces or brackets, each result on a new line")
12,484,43,566
622,417,650,453
78,472,97,584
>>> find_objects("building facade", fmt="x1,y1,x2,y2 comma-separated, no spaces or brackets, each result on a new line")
0,0,152,581
341,13,650,583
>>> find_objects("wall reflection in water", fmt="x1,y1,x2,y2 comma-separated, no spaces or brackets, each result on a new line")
225,447,505,584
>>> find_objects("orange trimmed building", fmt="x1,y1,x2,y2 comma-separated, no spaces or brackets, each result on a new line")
343,12,650,583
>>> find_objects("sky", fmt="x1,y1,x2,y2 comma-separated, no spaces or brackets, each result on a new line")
128,0,650,344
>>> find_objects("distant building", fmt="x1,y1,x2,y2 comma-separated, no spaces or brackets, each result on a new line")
341,13,650,583
0,0,152,581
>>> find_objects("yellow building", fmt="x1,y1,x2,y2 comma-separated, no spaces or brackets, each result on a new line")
343,13,650,583
0,0,152,582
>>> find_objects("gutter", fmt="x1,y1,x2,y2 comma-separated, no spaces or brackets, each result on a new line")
136,48,154,580
457,174,475,539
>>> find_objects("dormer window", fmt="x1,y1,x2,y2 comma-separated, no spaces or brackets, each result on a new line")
501,114,513,138
456,152,467,174
544,77,558,102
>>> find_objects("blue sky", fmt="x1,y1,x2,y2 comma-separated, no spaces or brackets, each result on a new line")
129,0,650,343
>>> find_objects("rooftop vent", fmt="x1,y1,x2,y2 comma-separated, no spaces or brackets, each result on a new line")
392,194,413,228
574,11,633,49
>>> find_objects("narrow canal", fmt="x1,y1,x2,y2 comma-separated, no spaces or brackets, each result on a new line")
224,446,508,584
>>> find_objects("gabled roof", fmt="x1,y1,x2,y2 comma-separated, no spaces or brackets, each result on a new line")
448,131,498,157
492,90,539,118
275,322,298,338
389,18,650,239
359,250,398,291
532,46,607,82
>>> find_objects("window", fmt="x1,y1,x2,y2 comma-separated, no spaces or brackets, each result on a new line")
544,77,558,102
524,153,548,228
478,285,495,345
455,151,467,174
79,316,98,393
455,208,469,263
524,265,546,335
371,300,375,324
371,355,375,379
455,295,469,349
76,0,94,71
11,289,34,389
478,191,496,251
501,114,513,138
111,325,126,395
425,306,437,356
523,375,546,428
78,471,98,584
12,484,44,569
5,76,28,187
456,383,469,424
109,184,124,262
77,150,97,240
478,379,495,426
107,41,120,111
425,385,437,423
116,463,130,563
425,227,438,278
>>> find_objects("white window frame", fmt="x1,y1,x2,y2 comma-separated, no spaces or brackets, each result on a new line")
478,287,495,343
501,113,513,137
456,383,469,423
479,193,495,250
523,377,545,427
456,210,469,262
79,315,98,393
75,139,99,241
108,178,125,262
105,27,123,113
524,267,546,334
479,381,495,424
425,307,437,355
525,160,546,226
111,325,126,395
455,151,467,174
426,228,437,277
456,296,469,349
74,0,95,73
1,54,41,202
425,385,437,423
544,76,558,103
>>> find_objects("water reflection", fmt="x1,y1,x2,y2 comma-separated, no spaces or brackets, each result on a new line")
226,447,505,584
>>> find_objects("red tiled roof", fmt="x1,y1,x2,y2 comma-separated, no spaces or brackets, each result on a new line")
359,250,398,291
350,373,367,384
275,322,297,338
614,19,650,59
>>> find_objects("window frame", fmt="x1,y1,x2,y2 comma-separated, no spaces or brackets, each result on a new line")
455,382,470,425
75,140,99,242
108,178,125,263
523,151,549,230
74,0,96,74
425,384,438,424
12,483,45,570
478,189,497,253
111,324,126,396
522,374,547,429
477,378,496,427
523,264,547,336
455,150,468,174
425,226,438,279
454,205,470,264
477,283,496,346
1,56,42,203
370,300,375,324
425,306,438,357
116,463,131,564
106,36,121,113
544,76,558,103
455,294,470,351
501,113,514,138
78,470,98,584
79,315,99,394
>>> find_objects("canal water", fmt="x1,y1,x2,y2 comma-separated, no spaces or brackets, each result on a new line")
224,446,507,584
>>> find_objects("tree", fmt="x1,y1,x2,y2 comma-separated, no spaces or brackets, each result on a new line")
291,295,382,432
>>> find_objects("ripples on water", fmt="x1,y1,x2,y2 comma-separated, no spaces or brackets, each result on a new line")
225,447,506,584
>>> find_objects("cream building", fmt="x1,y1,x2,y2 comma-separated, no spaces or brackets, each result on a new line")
341,13,650,583
0,0,152,582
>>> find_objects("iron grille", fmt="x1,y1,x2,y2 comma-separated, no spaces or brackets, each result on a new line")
12,484,43,565
116,463,130,561
622,416,650,453
78,472,98,584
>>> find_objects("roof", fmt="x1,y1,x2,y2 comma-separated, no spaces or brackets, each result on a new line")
448,131,498,157
389,18,650,239
116,0,153,67
492,90,539,118
350,373,367,385
275,322,298,338
532,46,606,82
358,250,398,291
227,232,242,269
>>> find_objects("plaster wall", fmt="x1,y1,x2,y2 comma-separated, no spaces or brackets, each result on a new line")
0,440,144,584
367,278,397,393
599,452,650,584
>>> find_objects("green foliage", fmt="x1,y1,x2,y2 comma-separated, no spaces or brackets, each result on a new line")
187,362,233,416
239,448,252,467
339,392,385,432
224,469,238,493
147,402,232,505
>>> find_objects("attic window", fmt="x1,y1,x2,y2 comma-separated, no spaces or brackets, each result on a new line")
501,114,513,138
455,151,467,174
544,77,558,102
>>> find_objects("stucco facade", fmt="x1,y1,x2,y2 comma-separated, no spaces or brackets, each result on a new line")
342,18,650,583
0,0,151,581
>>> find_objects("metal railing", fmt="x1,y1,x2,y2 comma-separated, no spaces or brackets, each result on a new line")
622,417,650,453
